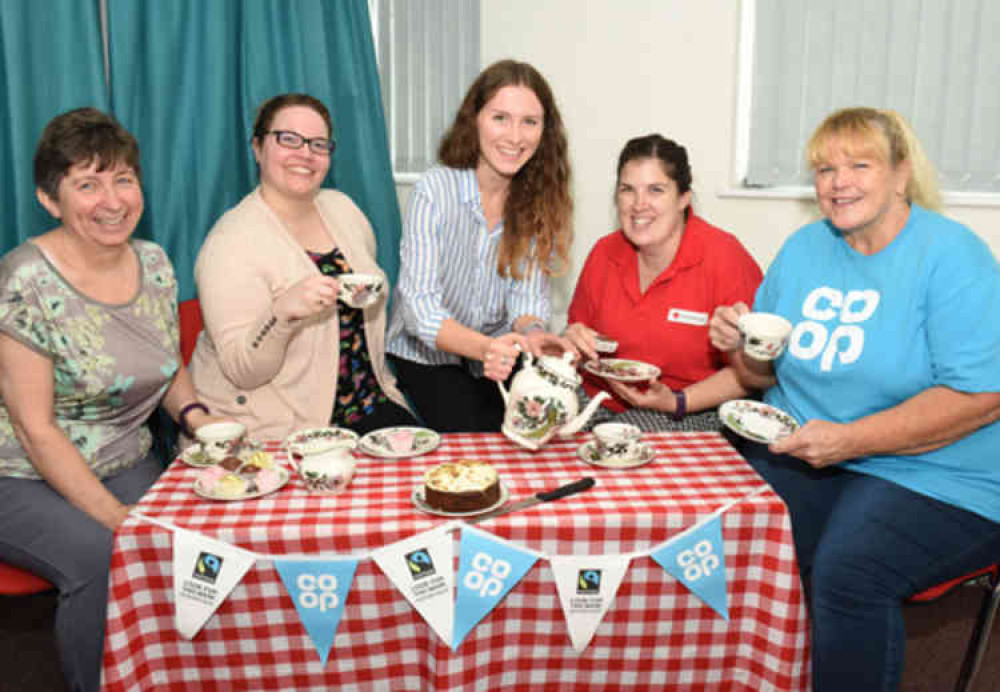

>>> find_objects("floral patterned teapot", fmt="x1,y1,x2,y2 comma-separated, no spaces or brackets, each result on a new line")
498,351,610,450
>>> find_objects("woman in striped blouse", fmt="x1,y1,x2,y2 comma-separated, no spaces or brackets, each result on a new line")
386,60,575,432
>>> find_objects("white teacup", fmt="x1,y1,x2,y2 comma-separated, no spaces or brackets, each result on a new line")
594,333,618,354
738,312,793,361
338,273,384,309
195,421,247,461
297,448,356,494
592,422,642,458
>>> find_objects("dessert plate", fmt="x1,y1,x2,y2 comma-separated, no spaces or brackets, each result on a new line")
178,439,263,468
358,426,441,459
283,427,358,458
584,358,661,383
719,399,800,444
411,483,509,518
194,467,290,501
577,440,655,469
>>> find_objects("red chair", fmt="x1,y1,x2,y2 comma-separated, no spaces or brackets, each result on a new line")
0,562,52,596
178,297,204,365
909,564,1000,692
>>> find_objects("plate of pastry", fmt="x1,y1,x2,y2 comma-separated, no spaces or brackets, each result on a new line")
719,399,799,444
358,426,441,459
193,460,290,501
179,440,264,468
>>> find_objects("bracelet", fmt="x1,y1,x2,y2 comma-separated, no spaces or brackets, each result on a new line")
519,319,547,336
671,390,687,421
178,402,210,437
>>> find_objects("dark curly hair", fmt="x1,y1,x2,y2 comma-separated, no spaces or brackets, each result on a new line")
438,60,572,279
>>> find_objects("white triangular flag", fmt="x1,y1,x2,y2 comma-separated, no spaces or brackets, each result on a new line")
372,526,455,645
549,554,631,652
173,528,256,639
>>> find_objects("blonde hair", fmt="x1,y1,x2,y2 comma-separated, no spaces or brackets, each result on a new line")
438,59,572,279
806,107,941,211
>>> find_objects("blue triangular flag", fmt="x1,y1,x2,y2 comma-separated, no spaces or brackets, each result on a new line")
452,526,538,650
275,559,359,664
651,515,729,619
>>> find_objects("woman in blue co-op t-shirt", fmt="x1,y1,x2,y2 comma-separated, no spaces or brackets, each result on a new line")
710,107,1000,692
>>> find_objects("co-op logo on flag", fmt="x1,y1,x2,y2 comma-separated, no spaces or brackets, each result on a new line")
464,552,511,597
193,552,223,584
577,569,601,594
405,548,436,580
296,573,341,612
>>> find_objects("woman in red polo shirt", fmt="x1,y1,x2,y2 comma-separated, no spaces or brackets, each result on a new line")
565,134,762,431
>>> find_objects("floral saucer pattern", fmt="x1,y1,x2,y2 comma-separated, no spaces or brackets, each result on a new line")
719,399,799,444
283,427,358,458
577,440,655,469
584,358,661,383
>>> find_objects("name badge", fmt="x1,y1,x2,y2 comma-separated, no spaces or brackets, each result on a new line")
667,308,708,326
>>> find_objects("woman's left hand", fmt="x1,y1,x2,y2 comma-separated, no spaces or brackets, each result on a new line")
770,419,856,468
607,378,674,412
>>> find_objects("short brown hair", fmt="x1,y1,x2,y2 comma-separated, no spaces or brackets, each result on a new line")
252,93,333,144
34,107,141,200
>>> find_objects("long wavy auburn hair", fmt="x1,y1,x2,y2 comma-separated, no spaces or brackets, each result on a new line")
438,59,573,280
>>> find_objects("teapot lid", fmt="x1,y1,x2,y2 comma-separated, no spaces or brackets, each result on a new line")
536,351,580,385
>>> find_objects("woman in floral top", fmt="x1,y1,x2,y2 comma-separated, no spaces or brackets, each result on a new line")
0,108,221,692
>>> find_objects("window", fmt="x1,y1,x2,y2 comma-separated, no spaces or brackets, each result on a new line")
371,0,480,180
735,0,1000,204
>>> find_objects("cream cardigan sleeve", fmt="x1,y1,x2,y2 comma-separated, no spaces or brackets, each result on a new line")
194,194,317,390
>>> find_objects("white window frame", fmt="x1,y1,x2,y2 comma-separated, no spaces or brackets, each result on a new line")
725,0,1000,208
369,0,481,184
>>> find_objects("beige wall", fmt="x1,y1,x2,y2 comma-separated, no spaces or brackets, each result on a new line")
397,0,999,328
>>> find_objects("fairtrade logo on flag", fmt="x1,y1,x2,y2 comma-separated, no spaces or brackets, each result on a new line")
651,515,729,619
550,555,630,652
275,560,358,665
452,527,538,650
577,569,601,593
372,527,456,645
173,529,256,640
406,549,436,579
194,552,223,583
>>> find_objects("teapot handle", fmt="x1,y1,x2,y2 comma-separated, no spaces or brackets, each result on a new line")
496,380,509,405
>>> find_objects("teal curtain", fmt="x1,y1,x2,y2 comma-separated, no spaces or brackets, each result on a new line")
107,0,402,301
0,0,107,255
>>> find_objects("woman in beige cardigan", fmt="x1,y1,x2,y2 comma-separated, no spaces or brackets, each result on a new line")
190,93,415,440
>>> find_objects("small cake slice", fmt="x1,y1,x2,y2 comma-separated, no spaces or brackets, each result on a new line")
424,460,500,513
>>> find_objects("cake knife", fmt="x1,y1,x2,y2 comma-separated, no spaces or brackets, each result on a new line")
469,477,596,524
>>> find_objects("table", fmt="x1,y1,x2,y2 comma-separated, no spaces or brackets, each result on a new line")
102,432,811,690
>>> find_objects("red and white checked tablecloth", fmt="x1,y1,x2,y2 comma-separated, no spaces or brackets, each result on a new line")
102,431,810,691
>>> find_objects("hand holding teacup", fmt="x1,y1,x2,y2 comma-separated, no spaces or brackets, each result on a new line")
564,323,616,362
738,312,793,361
274,275,340,321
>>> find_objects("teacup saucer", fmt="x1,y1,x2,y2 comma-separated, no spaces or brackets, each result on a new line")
577,440,655,469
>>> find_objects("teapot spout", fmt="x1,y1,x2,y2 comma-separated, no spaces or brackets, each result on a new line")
559,391,610,436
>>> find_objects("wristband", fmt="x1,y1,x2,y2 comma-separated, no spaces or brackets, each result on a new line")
178,402,210,437
519,319,547,336
671,390,687,421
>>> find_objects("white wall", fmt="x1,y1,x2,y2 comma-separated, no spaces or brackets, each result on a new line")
398,0,999,328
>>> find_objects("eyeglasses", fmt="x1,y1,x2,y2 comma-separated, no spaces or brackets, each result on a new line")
265,130,336,155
